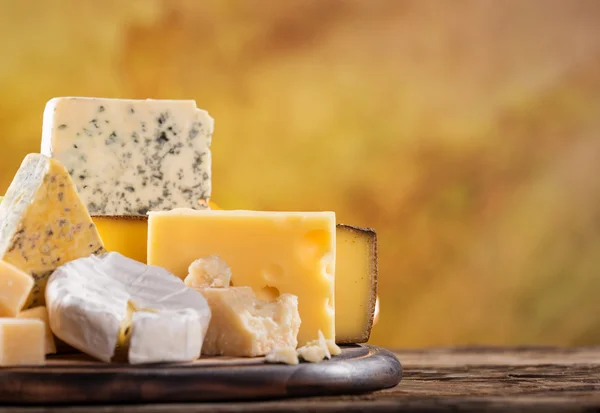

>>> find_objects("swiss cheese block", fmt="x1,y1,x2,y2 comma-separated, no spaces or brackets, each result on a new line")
0,319,45,366
0,260,34,317
335,224,378,343
148,209,335,345
200,286,301,357
92,216,147,263
17,306,57,354
0,154,105,308
41,97,214,216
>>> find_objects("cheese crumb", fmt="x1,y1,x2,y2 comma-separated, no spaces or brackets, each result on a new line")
297,343,327,363
185,255,232,288
297,330,339,363
326,339,342,356
265,346,299,365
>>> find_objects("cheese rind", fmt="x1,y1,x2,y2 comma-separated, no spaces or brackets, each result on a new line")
17,306,57,354
148,209,335,345
129,309,206,364
46,252,211,363
0,318,45,366
335,224,377,343
41,97,214,216
0,154,105,308
92,216,147,263
200,286,301,357
0,261,34,317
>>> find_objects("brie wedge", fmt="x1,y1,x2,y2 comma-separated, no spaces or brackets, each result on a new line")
46,252,211,363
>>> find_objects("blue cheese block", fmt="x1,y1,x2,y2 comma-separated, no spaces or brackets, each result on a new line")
41,97,213,216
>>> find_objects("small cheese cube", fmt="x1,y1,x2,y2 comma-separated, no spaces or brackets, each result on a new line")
0,319,45,366
17,306,57,354
42,97,214,216
92,216,148,263
0,154,105,308
200,287,301,357
0,261,34,317
184,255,232,288
148,209,335,345
265,346,299,365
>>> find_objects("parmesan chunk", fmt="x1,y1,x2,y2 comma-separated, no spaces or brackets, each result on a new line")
184,255,231,288
200,286,300,357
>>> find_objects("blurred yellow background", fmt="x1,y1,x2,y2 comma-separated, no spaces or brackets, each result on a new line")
2,0,600,348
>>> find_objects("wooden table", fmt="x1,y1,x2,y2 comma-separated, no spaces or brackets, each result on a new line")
5,347,600,412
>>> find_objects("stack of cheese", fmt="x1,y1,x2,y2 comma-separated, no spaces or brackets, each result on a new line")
0,97,378,365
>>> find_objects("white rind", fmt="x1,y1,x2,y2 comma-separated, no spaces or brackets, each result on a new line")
46,252,211,364
129,309,205,364
45,257,127,362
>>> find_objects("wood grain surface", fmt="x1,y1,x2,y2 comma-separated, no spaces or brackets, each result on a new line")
2,346,599,412
0,345,401,405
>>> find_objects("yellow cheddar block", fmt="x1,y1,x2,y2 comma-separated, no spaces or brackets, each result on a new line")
148,209,335,345
92,216,148,263
335,225,377,343
0,260,34,317
0,319,45,366
17,306,57,355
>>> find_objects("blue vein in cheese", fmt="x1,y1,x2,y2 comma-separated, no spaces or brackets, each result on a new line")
41,97,214,216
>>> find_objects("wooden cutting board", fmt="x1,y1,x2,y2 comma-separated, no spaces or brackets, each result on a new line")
0,344,401,404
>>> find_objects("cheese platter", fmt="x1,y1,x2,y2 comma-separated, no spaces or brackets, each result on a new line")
0,345,401,404
0,97,399,403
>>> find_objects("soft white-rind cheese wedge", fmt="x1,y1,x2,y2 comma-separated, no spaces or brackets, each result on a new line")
129,309,206,364
46,252,211,363
200,286,300,357
41,97,214,216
